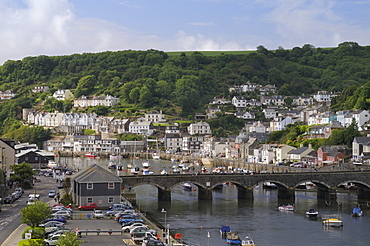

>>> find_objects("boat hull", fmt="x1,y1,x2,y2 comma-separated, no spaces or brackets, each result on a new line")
278,205,294,211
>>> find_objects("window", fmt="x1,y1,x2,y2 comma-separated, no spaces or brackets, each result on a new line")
108,182,114,189
108,197,114,203
87,183,93,189
35,157,38,161
87,197,93,203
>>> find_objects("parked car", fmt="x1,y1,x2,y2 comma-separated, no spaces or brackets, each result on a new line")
45,228,71,238
39,221,65,228
130,226,156,235
78,203,97,210
105,208,127,217
44,216,67,224
4,196,14,204
121,219,145,227
52,210,71,218
122,222,147,232
93,210,104,218
118,215,141,224
44,234,66,246
48,190,57,198
53,205,73,213
142,237,166,246
109,203,132,210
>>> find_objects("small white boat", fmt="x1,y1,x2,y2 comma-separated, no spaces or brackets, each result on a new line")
152,153,160,160
351,206,363,217
278,205,294,211
160,169,168,175
306,209,319,218
322,214,343,227
108,161,116,169
182,182,192,191
242,235,257,246
142,160,150,168
263,182,277,189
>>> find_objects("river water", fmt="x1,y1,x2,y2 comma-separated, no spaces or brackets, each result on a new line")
63,157,370,246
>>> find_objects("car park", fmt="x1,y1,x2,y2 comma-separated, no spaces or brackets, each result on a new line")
48,190,57,198
78,203,97,210
93,210,104,218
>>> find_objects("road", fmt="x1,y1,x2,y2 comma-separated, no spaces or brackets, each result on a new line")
0,175,60,245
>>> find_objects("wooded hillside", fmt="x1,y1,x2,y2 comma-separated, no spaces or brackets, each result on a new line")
0,42,370,138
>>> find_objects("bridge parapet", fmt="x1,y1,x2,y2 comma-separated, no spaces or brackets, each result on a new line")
120,171,370,201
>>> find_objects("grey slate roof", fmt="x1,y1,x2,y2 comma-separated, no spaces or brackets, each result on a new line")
72,164,122,183
289,147,309,154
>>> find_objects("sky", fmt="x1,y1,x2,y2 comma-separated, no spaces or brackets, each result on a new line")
0,0,369,64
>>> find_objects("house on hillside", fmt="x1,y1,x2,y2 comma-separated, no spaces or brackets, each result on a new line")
317,145,351,166
71,164,122,209
287,146,315,162
53,89,74,101
352,137,370,162
145,110,166,123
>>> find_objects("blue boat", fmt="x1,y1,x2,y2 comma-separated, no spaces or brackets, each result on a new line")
352,206,363,217
182,182,192,191
226,232,241,245
220,226,231,238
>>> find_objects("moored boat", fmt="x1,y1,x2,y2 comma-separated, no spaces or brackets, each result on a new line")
226,232,241,245
142,160,150,168
351,206,363,217
152,153,160,160
306,209,319,218
263,182,277,189
241,235,257,246
220,226,230,238
278,204,294,211
322,214,343,227
182,182,192,191
108,161,116,169
85,152,97,158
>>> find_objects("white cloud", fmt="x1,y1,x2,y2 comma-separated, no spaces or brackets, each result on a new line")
257,0,370,48
174,31,249,51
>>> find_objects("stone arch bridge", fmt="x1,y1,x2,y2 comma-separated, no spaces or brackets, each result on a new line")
121,171,370,202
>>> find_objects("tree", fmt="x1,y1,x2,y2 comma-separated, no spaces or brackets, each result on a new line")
21,201,52,227
74,75,97,98
9,162,35,187
56,232,83,246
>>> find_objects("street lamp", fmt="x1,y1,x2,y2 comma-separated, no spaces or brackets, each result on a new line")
161,208,167,244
